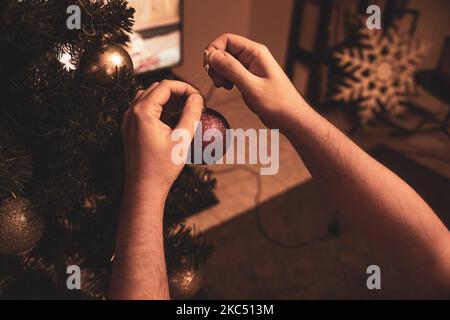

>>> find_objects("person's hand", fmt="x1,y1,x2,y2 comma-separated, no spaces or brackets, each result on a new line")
122,80,203,197
204,33,306,132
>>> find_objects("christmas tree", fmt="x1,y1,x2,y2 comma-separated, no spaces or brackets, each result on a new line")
0,0,214,299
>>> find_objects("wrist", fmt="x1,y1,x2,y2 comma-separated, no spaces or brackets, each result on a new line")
279,97,311,134
282,99,327,147
124,171,171,196
122,180,169,212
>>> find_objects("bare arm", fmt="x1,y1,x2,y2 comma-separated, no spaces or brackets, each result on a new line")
205,33,450,296
110,80,203,299
287,102,450,295
110,185,169,299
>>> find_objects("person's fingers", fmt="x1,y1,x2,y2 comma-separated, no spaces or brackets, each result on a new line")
125,88,149,134
149,81,160,90
126,82,160,127
207,67,224,88
207,67,233,89
207,50,258,90
140,81,160,99
145,80,198,105
131,82,160,107
204,50,226,89
138,80,200,119
132,89,146,104
204,33,263,68
174,93,203,138
223,80,234,90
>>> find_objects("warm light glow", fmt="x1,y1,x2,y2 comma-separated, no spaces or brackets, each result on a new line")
110,53,123,66
58,51,76,71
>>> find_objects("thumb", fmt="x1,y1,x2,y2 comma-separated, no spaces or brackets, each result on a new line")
174,93,203,138
208,50,257,90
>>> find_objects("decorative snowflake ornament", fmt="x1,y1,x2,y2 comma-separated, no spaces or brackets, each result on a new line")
333,20,429,124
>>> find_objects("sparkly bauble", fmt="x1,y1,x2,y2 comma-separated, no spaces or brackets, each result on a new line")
0,197,45,255
79,43,133,84
190,107,230,164
168,257,204,300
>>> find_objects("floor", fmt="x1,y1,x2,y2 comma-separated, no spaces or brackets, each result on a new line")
186,84,450,232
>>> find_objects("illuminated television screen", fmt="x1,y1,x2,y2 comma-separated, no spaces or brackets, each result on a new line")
127,0,182,74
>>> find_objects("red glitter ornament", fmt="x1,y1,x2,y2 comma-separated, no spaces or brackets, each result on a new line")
190,107,230,164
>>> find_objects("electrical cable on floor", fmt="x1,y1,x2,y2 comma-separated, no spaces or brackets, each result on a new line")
212,166,340,249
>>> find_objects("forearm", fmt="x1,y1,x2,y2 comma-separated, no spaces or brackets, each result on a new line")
285,101,450,290
109,184,170,300
204,32,450,296
113,80,202,299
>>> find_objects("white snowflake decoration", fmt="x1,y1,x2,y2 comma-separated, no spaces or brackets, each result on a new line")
333,21,429,124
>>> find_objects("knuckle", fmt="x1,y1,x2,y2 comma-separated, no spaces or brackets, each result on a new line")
130,106,151,120
130,106,142,118
223,32,234,39
228,63,240,77
258,44,269,53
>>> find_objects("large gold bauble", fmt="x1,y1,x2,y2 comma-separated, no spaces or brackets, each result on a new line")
79,43,133,84
0,197,45,255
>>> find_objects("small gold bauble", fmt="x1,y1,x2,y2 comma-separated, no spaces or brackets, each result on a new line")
79,43,133,84
168,257,204,300
0,197,45,255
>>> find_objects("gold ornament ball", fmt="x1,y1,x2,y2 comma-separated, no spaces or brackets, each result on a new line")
168,258,204,300
79,43,133,84
0,197,45,255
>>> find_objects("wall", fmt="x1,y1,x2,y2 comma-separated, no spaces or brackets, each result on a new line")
408,0,450,69
174,0,450,81
173,0,294,80
248,0,293,67
173,0,253,81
